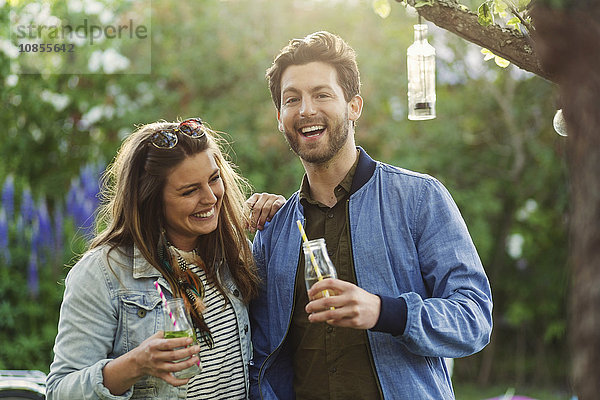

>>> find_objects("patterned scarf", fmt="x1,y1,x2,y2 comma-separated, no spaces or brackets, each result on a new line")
158,232,214,349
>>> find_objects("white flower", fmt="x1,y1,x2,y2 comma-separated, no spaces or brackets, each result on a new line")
82,105,105,125
0,39,19,59
99,9,115,25
68,0,84,13
40,90,70,112
85,0,105,15
516,199,538,221
89,48,130,73
88,50,103,72
102,48,130,73
506,233,524,259
5,75,18,87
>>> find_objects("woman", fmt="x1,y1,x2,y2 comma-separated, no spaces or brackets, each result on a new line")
46,118,284,399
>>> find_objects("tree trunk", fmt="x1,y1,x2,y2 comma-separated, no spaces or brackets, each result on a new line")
531,4,600,399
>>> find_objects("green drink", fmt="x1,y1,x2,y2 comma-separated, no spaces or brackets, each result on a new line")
164,299,202,379
164,328,196,340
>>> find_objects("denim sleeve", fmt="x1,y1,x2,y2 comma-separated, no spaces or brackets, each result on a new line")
249,233,266,400
400,178,493,358
46,249,133,400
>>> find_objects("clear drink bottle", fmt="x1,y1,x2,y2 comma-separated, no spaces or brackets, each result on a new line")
163,298,202,378
303,238,337,297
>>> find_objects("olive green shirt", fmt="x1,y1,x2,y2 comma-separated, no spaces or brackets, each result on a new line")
288,151,382,399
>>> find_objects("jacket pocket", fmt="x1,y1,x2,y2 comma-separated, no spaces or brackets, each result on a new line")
120,293,162,351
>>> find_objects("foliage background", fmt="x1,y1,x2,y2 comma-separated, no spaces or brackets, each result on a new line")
0,0,570,397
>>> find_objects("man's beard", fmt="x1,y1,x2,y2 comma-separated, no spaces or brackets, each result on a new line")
283,110,350,165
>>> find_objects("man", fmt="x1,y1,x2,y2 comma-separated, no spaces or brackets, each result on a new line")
249,31,492,399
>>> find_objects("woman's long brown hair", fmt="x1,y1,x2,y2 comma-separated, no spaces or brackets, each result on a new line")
90,120,259,320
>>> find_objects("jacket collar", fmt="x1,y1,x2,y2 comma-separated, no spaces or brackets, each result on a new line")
350,147,377,195
131,245,162,279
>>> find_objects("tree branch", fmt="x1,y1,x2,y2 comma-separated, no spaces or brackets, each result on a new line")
396,0,555,83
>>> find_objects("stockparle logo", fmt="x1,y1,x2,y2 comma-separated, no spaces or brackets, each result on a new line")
8,0,152,74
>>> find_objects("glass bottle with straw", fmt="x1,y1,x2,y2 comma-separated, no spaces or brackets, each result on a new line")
153,281,202,378
296,220,337,301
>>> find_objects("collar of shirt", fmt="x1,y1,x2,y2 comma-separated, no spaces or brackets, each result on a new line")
299,149,360,208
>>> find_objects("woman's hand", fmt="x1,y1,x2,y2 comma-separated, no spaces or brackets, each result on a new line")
133,331,201,386
103,331,201,395
245,193,286,232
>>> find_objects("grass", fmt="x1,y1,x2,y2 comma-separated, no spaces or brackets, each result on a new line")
453,383,575,400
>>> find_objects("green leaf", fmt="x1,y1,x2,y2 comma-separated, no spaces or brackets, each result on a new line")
414,0,434,8
481,48,495,61
506,302,534,326
494,55,510,68
477,2,494,26
544,320,566,342
493,0,508,17
515,0,531,11
506,16,521,29
372,0,391,18
481,48,511,68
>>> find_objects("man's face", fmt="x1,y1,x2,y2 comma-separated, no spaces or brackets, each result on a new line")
277,61,362,165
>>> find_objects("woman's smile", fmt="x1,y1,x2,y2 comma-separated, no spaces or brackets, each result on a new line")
162,150,224,251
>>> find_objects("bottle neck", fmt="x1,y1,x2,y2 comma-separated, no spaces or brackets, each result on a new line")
413,24,428,43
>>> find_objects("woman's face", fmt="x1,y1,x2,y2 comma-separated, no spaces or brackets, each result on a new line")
162,150,224,251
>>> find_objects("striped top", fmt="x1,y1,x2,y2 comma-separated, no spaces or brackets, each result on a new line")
186,263,246,399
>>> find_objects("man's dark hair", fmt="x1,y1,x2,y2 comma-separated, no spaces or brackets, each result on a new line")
266,31,361,111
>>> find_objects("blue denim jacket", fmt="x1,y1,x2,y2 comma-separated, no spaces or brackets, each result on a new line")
46,244,252,400
249,148,492,399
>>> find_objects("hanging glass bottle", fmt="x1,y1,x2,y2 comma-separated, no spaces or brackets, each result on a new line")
407,23,436,120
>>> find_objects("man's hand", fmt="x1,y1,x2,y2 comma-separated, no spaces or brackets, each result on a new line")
305,279,381,330
245,193,286,232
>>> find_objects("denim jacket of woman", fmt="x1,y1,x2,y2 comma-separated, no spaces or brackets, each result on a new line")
46,244,252,400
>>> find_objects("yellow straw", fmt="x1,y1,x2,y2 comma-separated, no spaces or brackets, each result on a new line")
297,220,331,300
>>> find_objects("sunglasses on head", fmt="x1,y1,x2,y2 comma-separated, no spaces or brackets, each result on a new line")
150,118,205,149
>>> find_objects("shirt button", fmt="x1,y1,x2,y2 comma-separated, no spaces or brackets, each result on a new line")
244,324,249,334
137,308,146,318
329,367,337,374
233,289,240,297
327,213,334,219
326,326,334,333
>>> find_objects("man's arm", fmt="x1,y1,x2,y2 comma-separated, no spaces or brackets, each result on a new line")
305,177,492,359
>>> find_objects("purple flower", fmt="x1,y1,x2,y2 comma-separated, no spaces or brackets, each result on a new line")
66,164,104,238
36,198,53,251
53,203,64,258
81,164,101,200
20,186,35,224
30,218,40,254
66,177,80,218
66,177,90,236
16,186,35,242
28,251,39,297
1,175,14,217
0,208,9,265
